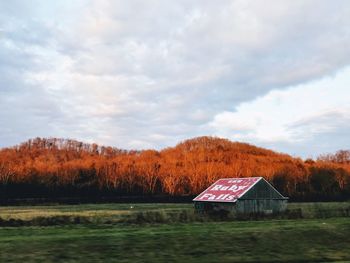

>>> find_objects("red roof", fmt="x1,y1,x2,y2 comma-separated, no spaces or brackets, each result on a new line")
193,177,261,202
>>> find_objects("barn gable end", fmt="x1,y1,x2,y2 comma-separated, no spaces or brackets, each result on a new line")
240,178,286,200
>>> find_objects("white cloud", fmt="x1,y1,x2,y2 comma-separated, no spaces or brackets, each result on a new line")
0,0,350,156
209,66,350,157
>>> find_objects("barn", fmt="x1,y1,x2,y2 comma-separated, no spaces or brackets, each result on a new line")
193,177,288,215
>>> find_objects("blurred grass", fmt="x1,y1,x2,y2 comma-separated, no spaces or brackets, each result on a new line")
0,202,349,226
0,218,349,262
287,202,350,218
0,203,193,218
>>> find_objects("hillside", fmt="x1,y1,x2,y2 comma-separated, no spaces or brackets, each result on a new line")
0,136,349,200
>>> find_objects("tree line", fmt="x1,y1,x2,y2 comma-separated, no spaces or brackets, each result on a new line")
0,137,349,201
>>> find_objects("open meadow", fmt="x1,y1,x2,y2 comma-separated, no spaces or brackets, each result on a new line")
0,202,350,262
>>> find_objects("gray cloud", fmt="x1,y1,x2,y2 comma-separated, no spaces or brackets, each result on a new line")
0,0,350,154
261,110,350,158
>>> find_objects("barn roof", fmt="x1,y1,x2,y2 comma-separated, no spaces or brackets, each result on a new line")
193,177,285,203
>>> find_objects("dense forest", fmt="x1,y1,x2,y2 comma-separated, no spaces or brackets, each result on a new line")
0,137,349,201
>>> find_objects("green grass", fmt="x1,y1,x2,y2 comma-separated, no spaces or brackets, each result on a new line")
0,203,196,225
1,202,349,225
0,202,350,262
0,203,192,216
0,218,349,262
0,203,193,219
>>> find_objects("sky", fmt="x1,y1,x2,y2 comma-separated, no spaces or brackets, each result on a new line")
0,0,350,158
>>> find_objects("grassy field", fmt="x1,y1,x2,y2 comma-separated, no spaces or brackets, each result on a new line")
0,203,192,221
0,202,350,262
0,218,350,262
1,202,349,225
0,203,196,225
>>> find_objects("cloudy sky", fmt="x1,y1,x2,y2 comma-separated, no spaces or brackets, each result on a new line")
1,0,350,158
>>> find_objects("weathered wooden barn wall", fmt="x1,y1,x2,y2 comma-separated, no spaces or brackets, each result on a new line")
235,178,287,214
234,199,287,214
194,199,287,214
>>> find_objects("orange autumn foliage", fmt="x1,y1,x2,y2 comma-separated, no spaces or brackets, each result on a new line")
0,136,349,200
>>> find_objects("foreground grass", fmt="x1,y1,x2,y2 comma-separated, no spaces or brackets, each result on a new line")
0,218,349,262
